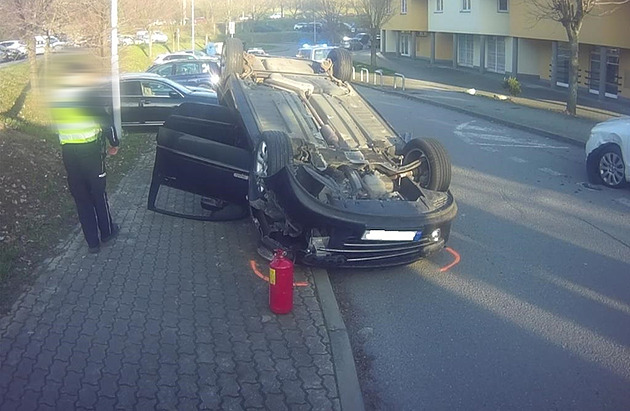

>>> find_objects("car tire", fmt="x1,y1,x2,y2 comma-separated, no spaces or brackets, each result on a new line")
253,131,293,196
222,38,244,79
590,144,626,188
402,138,452,192
327,48,353,82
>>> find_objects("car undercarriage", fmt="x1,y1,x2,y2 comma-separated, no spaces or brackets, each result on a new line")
148,38,457,267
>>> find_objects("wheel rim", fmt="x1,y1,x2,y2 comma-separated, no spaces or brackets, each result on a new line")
255,141,268,193
404,149,431,188
599,151,625,186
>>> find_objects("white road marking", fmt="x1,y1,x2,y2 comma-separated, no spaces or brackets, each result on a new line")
454,121,569,149
538,167,564,176
480,147,499,153
614,198,630,208
509,156,528,163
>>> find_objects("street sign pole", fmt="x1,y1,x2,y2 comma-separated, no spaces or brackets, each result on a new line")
110,0,122,140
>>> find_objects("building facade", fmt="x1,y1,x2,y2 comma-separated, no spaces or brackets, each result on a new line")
381,0,630,100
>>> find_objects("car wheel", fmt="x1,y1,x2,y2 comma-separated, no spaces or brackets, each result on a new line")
402,138,452,192
253,131,293,196
595,144,626,188
222,38,244,79
327,48,353,82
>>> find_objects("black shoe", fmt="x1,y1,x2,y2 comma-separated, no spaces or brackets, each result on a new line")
88,244,100,254
102,223,120,244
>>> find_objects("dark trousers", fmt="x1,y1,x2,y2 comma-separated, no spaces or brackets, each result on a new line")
62,141,115,248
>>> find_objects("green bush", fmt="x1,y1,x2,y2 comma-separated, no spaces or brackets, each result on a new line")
503,76,521,96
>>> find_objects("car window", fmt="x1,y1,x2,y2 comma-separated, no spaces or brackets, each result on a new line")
141,81,178,97
120,80,142,96
200,62,218,74
174,62,201,75
313,49,330,61
154,64,173,76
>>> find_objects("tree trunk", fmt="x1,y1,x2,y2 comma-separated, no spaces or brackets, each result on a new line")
370,28,378,67
566,31,579,116
28,38,39,94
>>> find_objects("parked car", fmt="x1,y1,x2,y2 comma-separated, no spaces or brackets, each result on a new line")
118,35,134,46
585,116,630,188
296,44,337,63
0,40,27,60
295,22,323,32
246,48,267,56
148,38,457,267
151,31,168,44
147,59,221,89
152,52,201,65
97,73,218,128
341,37,364,51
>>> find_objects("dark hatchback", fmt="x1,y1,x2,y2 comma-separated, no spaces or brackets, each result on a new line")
100,73,218,128
146,59,221,90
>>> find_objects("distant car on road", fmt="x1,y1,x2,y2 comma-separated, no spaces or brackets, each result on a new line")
147,59,221,90
97,73,218,128
586,117,630,188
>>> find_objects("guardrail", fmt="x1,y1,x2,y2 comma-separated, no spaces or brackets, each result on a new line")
360,68,369,83
393,73,405,90
374,69,384,87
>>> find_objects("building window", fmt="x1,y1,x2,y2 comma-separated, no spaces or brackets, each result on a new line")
436,0,443,12
498,0,508,12
458,34,474,67
401,0,408,14
486,36,506,73
462,0,471,12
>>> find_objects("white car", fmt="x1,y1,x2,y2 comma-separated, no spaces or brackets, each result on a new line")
585,116,630,188
246,48,266,56
151,31,168,44
0,40,27,55
296,44,337,63
152,51,203,65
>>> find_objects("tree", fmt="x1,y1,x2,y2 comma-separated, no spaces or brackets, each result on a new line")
356,0,397,66
527,0,628,115
317,0,346,44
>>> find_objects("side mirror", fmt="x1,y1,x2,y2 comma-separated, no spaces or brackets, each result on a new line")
169,91,181,98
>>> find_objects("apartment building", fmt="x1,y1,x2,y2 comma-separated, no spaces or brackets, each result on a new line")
381,0,630,100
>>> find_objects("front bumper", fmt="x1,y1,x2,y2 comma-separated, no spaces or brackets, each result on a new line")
266,169,457,268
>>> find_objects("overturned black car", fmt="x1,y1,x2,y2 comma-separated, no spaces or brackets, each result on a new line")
148,38,457,267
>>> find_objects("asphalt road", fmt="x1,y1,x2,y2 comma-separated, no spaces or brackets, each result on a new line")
330,87,630,410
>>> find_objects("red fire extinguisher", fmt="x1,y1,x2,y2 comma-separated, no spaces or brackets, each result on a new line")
269,249,294,314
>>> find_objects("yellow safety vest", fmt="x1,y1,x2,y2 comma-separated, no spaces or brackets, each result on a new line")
50,93,101,145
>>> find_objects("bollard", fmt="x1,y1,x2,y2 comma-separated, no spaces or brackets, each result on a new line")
374,69,384,87
360,68,369,83
394,73,406,90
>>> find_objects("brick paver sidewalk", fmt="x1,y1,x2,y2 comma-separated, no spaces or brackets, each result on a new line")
0,150,341,410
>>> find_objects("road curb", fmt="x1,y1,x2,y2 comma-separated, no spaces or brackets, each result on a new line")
311,268,365,411
354,83,587,148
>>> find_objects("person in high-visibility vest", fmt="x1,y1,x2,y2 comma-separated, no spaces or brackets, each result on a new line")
48,56,120,254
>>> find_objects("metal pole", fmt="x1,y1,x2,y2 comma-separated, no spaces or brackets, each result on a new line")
110,0,122,140
191,0,195,51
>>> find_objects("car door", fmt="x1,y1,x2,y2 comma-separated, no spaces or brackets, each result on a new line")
138,79,183,124
148,102,252,220
119,80,144,125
